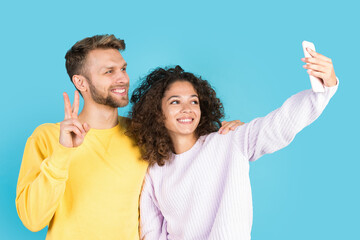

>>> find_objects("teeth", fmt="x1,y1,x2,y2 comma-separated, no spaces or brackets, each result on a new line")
113,89,125,93
178,118,193,123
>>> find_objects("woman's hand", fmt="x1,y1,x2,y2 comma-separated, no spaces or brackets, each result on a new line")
302,49,337,87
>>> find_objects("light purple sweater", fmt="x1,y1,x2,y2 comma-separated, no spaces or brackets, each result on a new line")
140,84,338,240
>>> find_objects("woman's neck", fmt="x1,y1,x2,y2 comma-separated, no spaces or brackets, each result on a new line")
170,134,198,154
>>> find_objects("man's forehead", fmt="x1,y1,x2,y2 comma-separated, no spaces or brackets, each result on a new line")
86,48,126,67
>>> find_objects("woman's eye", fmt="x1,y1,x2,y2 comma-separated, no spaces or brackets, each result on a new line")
191,100,199,104
170,100,179,104
105,70,112,74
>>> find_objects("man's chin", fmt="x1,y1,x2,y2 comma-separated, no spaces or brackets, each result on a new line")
107,98,129,108
116,101,129,108
90,93,129,108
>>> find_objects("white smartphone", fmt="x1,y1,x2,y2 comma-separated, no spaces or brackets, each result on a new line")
302,41,325,92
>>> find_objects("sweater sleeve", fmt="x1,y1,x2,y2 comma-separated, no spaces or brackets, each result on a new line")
15,126,76,232
239,82,338,162
140,173,168,240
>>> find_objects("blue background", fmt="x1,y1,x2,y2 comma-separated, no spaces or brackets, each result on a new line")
1,0,359,239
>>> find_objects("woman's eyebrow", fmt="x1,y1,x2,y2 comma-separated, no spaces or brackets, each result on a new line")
167,94,198,101
167,95,180,101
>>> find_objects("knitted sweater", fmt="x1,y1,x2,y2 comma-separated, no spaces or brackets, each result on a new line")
140,84,338,240
16,117,148,240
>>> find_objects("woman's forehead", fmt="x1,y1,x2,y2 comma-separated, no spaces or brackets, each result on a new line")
165,81,197,95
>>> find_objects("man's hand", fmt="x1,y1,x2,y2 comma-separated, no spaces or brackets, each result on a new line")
59,91,90,148
302,49,337,87
218,120,245,135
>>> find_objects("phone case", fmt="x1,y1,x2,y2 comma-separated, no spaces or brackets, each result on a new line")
302,41,325,93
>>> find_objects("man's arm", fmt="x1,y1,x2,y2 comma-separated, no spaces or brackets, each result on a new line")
16,91,90,231
15,129,76,231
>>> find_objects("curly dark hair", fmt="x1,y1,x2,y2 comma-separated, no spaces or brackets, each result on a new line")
127,65,224,166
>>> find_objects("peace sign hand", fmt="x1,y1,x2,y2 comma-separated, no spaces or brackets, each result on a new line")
59,91,90,148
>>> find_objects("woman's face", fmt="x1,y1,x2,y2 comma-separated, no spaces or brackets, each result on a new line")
161,81,201,140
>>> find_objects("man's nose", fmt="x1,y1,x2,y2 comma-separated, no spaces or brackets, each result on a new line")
115,70,129,84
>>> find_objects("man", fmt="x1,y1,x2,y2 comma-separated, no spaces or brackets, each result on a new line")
16,34,241,240
16,35,149,240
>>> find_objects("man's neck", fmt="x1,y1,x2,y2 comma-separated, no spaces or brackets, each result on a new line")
78,103,119,130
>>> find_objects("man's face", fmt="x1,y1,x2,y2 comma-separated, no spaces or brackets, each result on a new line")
84,48,130,108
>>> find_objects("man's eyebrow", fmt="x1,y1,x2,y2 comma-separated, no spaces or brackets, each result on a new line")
100,66,114,70
100,62,127,70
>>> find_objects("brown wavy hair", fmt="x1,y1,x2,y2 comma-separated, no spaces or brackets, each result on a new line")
65,34,125,91
127,65,224,166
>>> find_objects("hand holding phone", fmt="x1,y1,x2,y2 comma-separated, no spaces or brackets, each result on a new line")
302,41,325,92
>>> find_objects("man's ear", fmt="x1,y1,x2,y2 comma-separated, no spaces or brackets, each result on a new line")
72,75,88,93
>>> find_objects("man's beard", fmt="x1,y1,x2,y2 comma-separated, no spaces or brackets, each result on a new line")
88,80,129,108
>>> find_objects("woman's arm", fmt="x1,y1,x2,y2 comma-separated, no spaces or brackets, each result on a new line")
140,173,168,240
239,50,338,161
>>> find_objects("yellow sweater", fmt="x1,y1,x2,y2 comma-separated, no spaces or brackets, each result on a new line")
16,117,148,240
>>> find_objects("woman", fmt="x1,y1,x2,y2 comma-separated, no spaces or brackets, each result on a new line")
128,49,338,239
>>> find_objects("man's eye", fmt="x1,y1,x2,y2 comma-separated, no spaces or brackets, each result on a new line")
105,70,112,74
121,68,127,71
